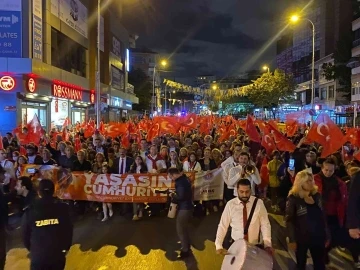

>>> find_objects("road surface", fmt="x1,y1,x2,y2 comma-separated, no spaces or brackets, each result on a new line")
4,207,354,270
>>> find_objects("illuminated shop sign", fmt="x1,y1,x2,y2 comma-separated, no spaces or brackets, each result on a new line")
52,81,82,101
0,76,15,91
27,78,36,93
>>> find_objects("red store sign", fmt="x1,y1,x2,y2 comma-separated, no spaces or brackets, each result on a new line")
52,81,83,101
0,76,16,91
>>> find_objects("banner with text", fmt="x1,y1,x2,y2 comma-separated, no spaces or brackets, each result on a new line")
51,0,88,38
22,165,224,202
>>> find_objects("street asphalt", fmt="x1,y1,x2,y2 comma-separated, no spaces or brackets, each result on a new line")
4,206,355,270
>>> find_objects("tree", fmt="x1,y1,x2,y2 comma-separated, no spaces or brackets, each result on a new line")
322,29,352,99
128,68,152,113
245,69,295,118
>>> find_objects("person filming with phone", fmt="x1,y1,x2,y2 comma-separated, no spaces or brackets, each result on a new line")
215,178,273,256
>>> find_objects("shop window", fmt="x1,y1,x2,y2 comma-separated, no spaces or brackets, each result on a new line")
51,28,87,77
21,102,47,130
328,85,335,99
320,88,327,100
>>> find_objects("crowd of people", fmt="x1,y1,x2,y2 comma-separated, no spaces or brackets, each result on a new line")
0,120,359,269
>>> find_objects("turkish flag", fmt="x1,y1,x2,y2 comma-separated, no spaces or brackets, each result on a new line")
269,125,296,153
146,123,160,141
154,117,180,135
26,114,45,145
246,115,261,143
306,113,345,158
121,130,130,149
179,113,197,129
238,120,247,131
261,129,277,155
106,123,128,138
285,120,298,137
74,136,81,152
255,119,270,134
345,128,360,148
268,120,279,131
63,117,71,127
198,116,212,135
259,157,269,189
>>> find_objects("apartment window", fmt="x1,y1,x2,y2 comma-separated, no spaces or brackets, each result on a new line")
51,28,86,77
320,88,327,100
328,85,335,99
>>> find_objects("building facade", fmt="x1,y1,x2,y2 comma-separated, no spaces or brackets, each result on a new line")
195,75,216,87
0,0,138,133
278,0,352,112
351,13,360,104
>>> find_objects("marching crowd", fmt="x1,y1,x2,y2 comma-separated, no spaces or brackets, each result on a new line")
0,119,360,269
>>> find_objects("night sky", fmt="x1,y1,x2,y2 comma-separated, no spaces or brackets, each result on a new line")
122,0,297,85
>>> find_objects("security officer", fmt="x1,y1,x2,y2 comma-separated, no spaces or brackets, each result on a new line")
22,179,73,270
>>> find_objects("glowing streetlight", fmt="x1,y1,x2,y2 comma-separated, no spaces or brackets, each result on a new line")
161,60,167,67
290,15,299,23
262,65,270,72
289,14,315,112
212,84,218,90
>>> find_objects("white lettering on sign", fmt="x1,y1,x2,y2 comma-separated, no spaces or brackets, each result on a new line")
52,83,83,101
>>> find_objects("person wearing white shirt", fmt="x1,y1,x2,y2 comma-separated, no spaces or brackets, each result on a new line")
183,152,202,172
222,150,241,202
145,145,167,173
215,179,272,255
228,152,261,197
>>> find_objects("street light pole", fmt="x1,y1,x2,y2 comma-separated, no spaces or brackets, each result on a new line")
164,84,167,115
308,18,315,111
152,65,156,116
290,15,315,111
96,0,101,129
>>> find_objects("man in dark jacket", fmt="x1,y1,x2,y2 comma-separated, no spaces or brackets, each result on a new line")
73,150,92,172
22,179,73,270
112,147,134,174
168,168,193,259
347,169,360,268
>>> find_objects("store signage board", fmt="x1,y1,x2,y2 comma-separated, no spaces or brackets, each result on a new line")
32,0,43,60
52,82,82,101
51,0,88,38
0,0,22,58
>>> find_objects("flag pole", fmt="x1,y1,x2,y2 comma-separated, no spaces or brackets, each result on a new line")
354,102,357,128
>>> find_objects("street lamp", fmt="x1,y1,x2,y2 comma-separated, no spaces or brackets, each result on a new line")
96,0,101,129
290,14,315,111
262,65,270,73
152,59,167,116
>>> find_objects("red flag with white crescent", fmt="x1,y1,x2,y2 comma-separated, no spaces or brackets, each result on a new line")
306,113,345,158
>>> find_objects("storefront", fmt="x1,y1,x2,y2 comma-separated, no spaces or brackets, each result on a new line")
0,74,92,133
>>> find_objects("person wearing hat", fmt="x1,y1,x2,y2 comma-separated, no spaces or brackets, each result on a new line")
22,179,73,270
25,145,43,165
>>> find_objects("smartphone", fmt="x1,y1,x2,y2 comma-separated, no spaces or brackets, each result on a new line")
289,158,295,171
27,168,37,174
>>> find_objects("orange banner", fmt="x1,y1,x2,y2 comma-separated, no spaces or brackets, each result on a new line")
22,165,195,203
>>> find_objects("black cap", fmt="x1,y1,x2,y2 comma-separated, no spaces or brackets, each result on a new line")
39,179,55,197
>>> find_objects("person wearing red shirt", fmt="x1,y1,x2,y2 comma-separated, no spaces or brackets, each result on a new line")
314,158,348,266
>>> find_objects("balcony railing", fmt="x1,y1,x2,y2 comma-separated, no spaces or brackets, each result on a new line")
353,38,360,48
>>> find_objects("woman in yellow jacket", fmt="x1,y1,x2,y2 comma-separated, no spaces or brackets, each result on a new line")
267,150,283,212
